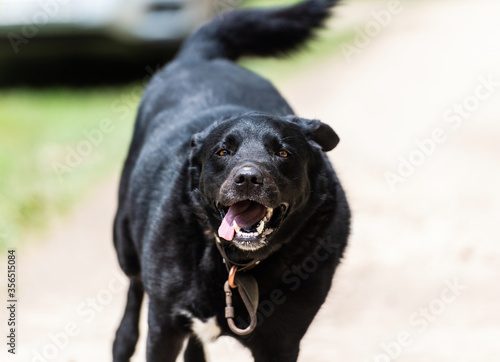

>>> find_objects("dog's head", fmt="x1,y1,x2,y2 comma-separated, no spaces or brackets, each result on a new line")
189,112,339,261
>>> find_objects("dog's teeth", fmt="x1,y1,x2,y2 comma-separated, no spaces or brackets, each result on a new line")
233,218,267,237
256,220,265,234
262,208,272,222
263,228,273,236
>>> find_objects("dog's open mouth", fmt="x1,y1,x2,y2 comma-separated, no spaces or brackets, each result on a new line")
217,200,288,251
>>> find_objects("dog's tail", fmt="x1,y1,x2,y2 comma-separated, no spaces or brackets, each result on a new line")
177,0,340,61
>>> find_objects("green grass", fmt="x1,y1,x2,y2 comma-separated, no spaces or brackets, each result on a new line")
0,14,356,251
0,86,139,249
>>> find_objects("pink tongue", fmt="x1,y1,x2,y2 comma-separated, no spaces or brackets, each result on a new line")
218,219,235,241
218,201,267,241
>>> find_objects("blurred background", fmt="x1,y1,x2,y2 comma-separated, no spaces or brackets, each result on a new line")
1,0,499,361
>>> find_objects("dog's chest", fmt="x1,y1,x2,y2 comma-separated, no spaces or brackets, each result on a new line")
179,309,221,343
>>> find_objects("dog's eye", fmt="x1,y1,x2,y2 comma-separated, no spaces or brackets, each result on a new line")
217,149,231,157
276,150,289,158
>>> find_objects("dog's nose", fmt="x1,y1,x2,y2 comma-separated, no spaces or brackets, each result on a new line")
233,166,263,188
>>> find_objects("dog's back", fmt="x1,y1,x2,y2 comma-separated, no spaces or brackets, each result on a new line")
135,0,341,133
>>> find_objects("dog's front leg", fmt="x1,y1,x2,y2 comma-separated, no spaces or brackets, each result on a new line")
146,301,187,362
112,277,144,362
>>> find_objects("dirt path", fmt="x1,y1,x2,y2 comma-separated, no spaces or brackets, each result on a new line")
4,0,500,361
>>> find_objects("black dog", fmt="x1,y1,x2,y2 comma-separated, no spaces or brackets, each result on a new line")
113,0,350,361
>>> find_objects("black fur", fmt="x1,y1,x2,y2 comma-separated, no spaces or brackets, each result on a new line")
177,0,341,61
113,1,349,361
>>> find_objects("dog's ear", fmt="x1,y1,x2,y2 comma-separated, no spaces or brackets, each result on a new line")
190,123,215,157
286,116,339,152
189,130,209,190
190,131,204,151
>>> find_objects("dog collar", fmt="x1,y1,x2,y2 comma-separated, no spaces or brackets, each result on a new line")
213,234,261,272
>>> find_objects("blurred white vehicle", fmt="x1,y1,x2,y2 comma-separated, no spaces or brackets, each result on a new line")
0,0,235,84
0,0,226,52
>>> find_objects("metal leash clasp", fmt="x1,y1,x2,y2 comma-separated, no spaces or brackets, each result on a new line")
224,266,259,336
